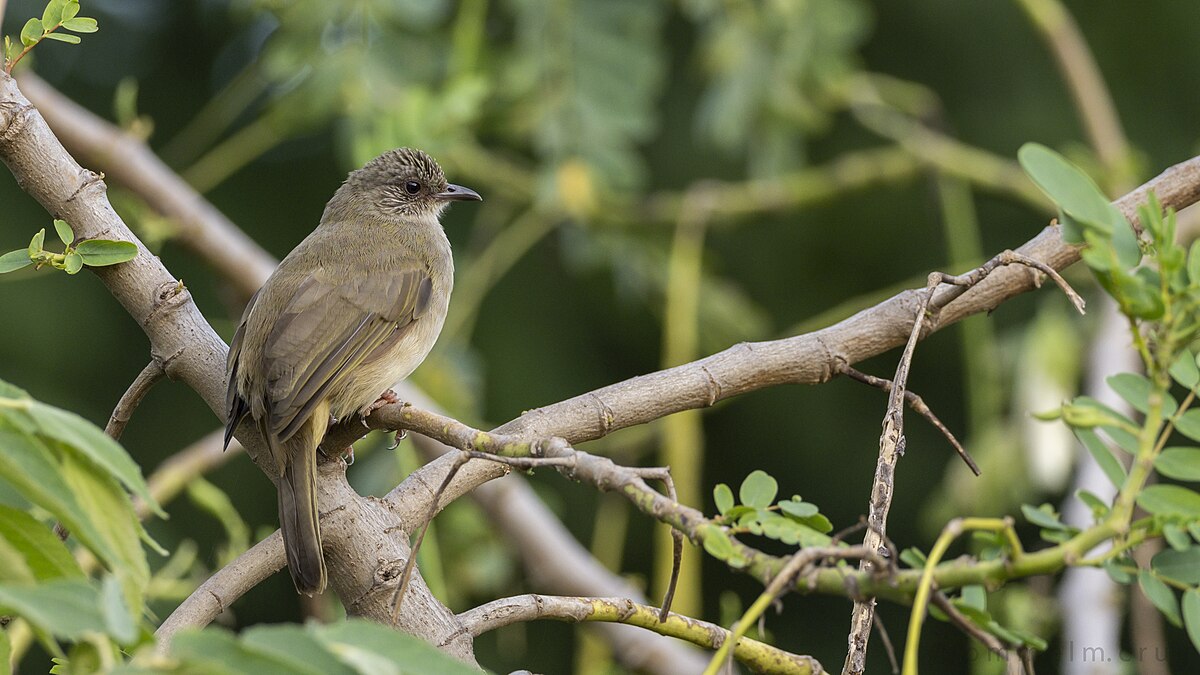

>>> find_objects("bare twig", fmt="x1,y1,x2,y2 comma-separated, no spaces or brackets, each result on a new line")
105,359,164,439
391,452,471,621
707,546,886,675
1013,0,1133,189
844,252,1082,674
929,593,1021,669
837,364,979,475
456,595,826,675
871,612,899,675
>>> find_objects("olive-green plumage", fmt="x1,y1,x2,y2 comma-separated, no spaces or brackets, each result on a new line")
224,148,480,595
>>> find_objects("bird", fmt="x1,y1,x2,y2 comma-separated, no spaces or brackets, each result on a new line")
224,147,481,595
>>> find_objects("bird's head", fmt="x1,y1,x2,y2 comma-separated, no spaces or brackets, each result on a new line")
348,147,481,219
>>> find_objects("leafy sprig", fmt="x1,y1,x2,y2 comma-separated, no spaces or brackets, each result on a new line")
3,0,99,75
1021,142,1200,654
0,220,137,275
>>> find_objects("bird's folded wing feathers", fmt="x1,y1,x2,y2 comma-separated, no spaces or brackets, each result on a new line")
261,266,432,443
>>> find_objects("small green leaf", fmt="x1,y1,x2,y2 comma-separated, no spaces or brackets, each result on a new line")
1075,489,1110,519
42,32,80,44
0,250,32,273
1137,485,1200,517
1139,570,1183,627
61,17,98,33
1171,350,1200,390
1104,558,1135,584
703,532,735,562
29,228,45,256
778,499,819,519
713,483,734,515
1188,240,1200,286
0,580,117,641
899,547,927,569
1164,523,1192,552
1175,410,1200,443
63,251,82,274
62,1,80,22
1107,373,1175,417
20,18,44,47
1184,590,1200,655
1018,143,1124,234
1074,429,1127,489
739,470,777,509
0,505,84,580
43,0,68,27
1155,547,1200,584
1155,448,1200,481
52,219,73,245
1021,503,1067,530
75,239,137,266
99,575,136,644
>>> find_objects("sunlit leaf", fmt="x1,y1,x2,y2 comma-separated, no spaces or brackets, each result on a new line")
20,19,44,47
43,32,80,44
0,505,84,581
52,219,73,245
61,17,98,34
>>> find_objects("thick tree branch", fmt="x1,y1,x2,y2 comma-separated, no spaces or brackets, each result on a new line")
10,67,1200,669
0,72,475,665
15,72,710,672
16,72,276,297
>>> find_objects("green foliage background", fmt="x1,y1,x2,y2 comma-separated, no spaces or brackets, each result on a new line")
2,0,1200,672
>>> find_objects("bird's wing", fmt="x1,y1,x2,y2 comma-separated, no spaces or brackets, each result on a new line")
224,288,260,450
259,265,433,444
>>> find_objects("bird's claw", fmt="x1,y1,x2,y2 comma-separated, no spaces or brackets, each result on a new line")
388,429,408,450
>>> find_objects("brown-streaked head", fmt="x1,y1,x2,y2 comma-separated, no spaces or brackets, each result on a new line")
349,147,481,218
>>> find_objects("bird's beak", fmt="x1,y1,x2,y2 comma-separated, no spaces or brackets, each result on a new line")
436,184,482,202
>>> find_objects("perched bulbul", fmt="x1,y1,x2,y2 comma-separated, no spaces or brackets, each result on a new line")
224,148,481,594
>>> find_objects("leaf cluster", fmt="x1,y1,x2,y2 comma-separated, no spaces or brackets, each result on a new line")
0,378,159,664
705,470,834,568
0,220,137,275
3,0,98,75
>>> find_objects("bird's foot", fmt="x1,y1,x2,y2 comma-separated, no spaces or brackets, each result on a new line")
359,389,405,427
388,429,408,450
316,444,354,466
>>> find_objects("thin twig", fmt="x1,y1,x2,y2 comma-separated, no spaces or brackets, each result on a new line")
837,364,979,475
105,359,164,440
391,451,472,622
706,546,884,675
845,250,1083,674
930,592,1005,656
456,595,826,675
1013,0,1133,190
871,612,899,675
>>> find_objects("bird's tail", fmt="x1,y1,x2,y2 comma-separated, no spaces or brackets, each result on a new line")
276,419,328,595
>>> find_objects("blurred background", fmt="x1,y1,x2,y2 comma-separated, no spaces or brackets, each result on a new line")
2,0,1199,672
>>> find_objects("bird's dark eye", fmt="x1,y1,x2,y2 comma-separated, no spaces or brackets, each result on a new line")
404,180,421,195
